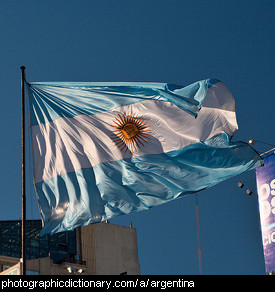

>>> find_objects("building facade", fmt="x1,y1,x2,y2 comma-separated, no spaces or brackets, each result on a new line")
0,220,140,275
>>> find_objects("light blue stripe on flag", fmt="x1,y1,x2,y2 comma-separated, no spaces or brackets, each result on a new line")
36,133,262,236
27,79,219,126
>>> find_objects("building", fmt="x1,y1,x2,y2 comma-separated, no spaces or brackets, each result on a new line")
0,220,140,275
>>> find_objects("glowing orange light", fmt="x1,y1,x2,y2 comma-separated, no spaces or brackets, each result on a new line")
112,112,150,153
55,207,64,215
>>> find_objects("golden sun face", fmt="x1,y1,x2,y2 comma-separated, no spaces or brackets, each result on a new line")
112,112,150,153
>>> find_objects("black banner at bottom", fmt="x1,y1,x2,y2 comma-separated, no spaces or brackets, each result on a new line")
0,275,273,290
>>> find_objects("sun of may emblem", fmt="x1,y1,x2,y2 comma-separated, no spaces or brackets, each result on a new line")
112,112,150,153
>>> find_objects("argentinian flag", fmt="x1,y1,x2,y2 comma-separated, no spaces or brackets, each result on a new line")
27,79,263,235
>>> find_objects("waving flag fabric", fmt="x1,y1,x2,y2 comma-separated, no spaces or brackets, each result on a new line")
27,79,263,235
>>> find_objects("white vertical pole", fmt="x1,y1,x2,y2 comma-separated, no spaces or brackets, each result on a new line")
195,194,203,275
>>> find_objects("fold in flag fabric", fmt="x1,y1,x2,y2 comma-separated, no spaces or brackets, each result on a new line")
27,79,263,235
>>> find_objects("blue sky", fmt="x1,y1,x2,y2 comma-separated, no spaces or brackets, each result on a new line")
0,0,274,274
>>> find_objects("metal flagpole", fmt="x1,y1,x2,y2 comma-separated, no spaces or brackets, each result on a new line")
195,193,203,275
20,66,26,275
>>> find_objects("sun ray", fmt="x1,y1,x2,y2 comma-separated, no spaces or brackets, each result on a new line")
111,112,151,153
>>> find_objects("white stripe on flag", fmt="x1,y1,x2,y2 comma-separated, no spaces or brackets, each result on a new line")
31,82,237,183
